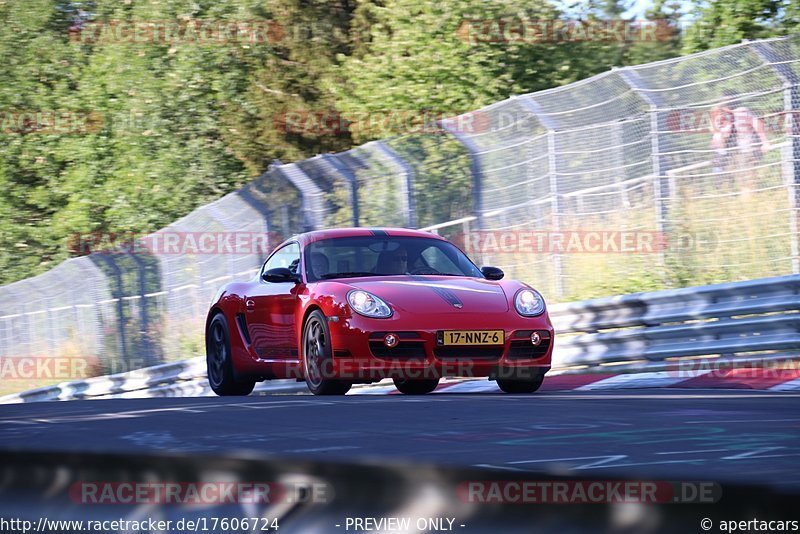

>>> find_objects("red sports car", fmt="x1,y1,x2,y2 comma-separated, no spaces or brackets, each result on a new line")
205,228,554,395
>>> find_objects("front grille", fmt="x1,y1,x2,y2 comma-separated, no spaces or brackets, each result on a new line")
506,331,552,360
369,341,427,360
434,346,503,360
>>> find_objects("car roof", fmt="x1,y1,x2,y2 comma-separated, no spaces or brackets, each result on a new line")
289,228,447,248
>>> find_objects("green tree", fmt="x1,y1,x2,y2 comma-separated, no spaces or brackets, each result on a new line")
221,0,358,174
0,0,92,281
683,0,800,52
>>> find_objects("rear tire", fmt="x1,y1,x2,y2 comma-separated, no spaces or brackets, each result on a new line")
206,313,255,396
302,310,352,395
496,374,544,394
393,378,440,395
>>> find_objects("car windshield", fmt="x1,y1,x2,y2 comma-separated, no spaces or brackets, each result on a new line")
305,235,483,282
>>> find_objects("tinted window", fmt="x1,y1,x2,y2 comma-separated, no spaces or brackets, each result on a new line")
305,236,482,281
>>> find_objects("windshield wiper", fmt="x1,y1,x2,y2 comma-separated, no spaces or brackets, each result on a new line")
320,271,378,279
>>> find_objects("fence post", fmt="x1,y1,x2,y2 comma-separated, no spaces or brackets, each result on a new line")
371,141,417,228
751,39,800,274
90,254,128,366
516,96,565,300
320,154,360,227
127,252,157,367
611,120,631,208
76,256,110,362
617,67,671,273
275,163,326,231
237,179,273,256
1,286,28,357
439,119,484,230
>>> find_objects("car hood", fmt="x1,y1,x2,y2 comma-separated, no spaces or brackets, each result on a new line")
348,276,509,313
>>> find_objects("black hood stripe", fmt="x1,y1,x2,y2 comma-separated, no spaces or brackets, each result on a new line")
369,229,389,237
408,275,463,307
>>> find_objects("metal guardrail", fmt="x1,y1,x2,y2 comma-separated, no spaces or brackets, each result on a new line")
2,275,797,403
0,357,308,403
0,358,206,403
550,274,800,371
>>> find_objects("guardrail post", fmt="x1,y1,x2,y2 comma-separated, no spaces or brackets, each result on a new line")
752,40,800,274
517,96,565,299
371,141,417,228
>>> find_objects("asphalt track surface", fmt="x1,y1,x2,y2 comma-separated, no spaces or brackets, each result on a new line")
1,389,799,489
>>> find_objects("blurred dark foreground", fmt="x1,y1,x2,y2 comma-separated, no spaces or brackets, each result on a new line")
0,450,797,533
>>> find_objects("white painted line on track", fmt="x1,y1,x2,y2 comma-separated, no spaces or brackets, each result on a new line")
685,418,800,424
508,455,627,468
656,449,731,455
722,447,785,460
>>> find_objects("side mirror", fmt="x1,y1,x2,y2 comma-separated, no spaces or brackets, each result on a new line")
262,267,299,283
481,266,504,280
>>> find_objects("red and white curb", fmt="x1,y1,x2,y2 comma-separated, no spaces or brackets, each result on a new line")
5,367,799,403
347,368,800,395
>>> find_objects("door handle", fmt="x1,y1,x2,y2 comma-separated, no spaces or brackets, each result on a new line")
245,299,255,311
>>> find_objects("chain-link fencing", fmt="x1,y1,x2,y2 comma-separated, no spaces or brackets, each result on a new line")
0,36,797,378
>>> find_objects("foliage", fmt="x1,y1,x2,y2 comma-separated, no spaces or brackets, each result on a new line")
1,0,792,292
683,0,800,53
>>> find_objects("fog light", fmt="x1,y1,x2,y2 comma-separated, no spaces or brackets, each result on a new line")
384,333,399,348
530,331,542,346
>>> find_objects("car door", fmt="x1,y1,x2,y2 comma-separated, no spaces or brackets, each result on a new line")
245,242,302,361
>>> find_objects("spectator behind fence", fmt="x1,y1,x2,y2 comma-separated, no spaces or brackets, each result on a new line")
710,92,771,196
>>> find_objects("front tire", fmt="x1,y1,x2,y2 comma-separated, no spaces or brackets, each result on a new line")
496,374,544,394
302,310,351,395
393,378,440,395
206,313,255,396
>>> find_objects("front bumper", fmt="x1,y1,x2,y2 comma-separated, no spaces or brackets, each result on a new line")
326,311,554,381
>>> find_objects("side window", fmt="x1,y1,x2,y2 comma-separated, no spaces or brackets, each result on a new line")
263,243,301,276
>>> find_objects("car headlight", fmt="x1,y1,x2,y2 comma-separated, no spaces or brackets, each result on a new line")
515,288,545,317
347,290,393,318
